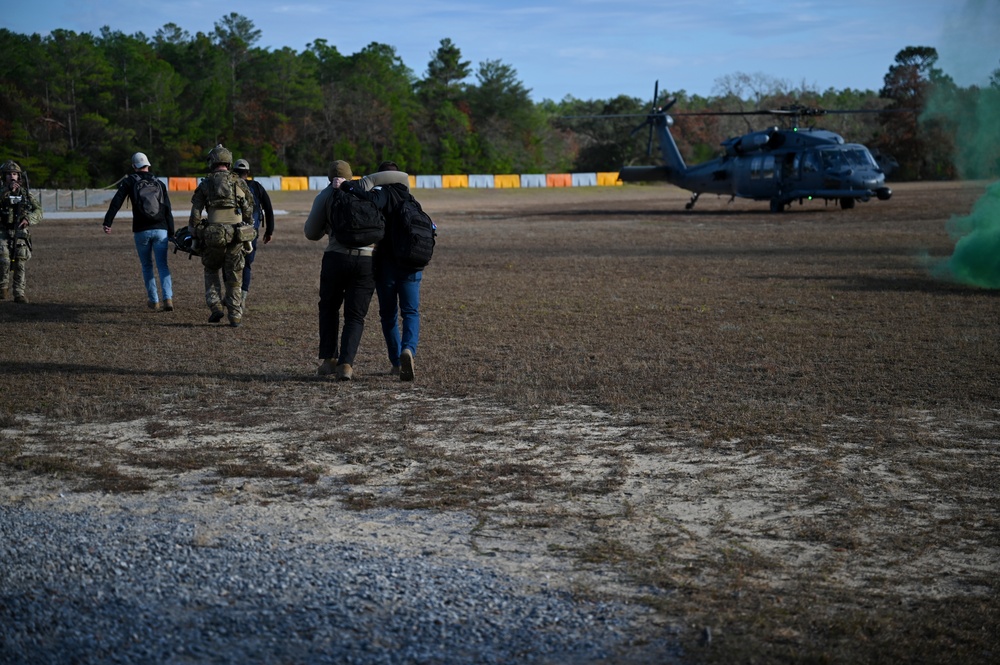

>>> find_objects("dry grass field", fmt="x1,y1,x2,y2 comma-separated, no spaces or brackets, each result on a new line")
2,180,998,663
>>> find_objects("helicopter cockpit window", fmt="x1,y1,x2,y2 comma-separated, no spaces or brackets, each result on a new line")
820,150,847,170
844,148,878,168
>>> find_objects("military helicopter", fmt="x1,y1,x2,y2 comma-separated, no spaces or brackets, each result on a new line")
611,83,894,212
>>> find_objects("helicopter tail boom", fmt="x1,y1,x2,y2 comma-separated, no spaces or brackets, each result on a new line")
619,165,674,182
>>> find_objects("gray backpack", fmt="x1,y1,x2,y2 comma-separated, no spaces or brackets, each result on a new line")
132,175,165,221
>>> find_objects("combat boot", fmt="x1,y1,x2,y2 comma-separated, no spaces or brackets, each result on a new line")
208,307,225,323
13,294,28,304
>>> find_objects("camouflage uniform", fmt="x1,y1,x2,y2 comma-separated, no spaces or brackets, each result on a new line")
189,146,254,327
0,161,42,303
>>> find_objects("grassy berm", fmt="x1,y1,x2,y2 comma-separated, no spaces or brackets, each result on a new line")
1,181,997,664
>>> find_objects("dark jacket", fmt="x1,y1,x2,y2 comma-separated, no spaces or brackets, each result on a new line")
245,178,275,239
104,172,175,236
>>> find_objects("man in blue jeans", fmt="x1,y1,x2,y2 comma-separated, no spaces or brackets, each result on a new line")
346,161,422,381
103,152,175,311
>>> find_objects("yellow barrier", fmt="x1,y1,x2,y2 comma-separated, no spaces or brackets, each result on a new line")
442,174,469,188
546,173,572,187
494,175,520,189
597,172,622,186
168,177,198,192
282,177,309,191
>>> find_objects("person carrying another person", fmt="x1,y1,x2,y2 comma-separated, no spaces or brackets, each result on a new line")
341,161,426,381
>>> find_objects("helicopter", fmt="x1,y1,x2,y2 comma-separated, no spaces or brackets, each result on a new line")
612,83,895,212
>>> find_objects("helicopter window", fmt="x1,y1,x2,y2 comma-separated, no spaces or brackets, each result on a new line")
844,148,877,168
751,157,762,178
801,151,819,173
762,156,775,179
821,150,847,170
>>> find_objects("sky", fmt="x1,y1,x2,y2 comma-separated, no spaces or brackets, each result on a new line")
6,0,999,103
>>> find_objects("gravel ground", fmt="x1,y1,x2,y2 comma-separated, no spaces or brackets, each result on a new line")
0,500,682,664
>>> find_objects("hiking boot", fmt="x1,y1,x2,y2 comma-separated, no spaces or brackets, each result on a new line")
163,299,174,312
208,308,225,323
13,294,28,304
317,359,336,376
335,363,353,381
148,300,160,311
399,349,415,382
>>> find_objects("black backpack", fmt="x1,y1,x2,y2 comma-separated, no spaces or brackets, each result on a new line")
132,175,165,221
326,188,385,248
388,188,436,269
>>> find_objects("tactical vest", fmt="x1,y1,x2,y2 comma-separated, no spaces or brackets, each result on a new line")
203,171,243,224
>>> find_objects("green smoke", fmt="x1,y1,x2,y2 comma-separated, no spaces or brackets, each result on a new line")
935,181,1000,288
925,0,1000,288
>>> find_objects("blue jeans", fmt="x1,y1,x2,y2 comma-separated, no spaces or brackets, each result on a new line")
133,229,172,303
374,260,422,367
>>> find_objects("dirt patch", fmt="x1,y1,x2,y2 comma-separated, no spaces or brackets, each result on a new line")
1,180,998,663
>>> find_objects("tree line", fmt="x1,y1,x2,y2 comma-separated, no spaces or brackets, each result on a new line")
1,14,997,188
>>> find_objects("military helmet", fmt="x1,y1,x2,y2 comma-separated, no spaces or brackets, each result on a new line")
207,144,233,168
1,160,23,175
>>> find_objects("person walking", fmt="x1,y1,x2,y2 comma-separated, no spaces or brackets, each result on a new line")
303,160,379,381
233,158,274,312
102,152,175,311
0,160,42,304
345,161,425,381
188,145,255,327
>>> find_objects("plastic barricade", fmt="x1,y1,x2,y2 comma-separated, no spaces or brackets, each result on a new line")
415,175,443,189
442,174,469,188
494,175,520,189
520,174,546,188
572,173,598,187
468,174,495,188
168,177,198,192
281,177,309,191
546,173,572,188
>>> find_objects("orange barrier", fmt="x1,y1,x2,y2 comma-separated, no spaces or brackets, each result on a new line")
168,177,198,192
546,173,572,187
282,177,309,191
494,175,520,189
597,172,622,186
442,174,469,188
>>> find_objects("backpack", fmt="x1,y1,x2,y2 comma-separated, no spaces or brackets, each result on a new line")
205,171,237,209
133,175,165,221
326,188,384,248
388,189,436,269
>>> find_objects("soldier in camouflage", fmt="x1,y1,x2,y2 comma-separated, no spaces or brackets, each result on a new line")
188,145,255,327
0,160,42,304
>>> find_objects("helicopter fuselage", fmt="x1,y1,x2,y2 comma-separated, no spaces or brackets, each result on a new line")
619,111,892,212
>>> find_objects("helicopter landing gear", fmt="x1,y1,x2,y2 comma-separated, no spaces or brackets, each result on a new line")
839,197,856,210
685,193,700,210
769,198,787,213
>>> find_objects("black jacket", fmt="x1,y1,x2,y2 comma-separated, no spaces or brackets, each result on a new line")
103,172,175,236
